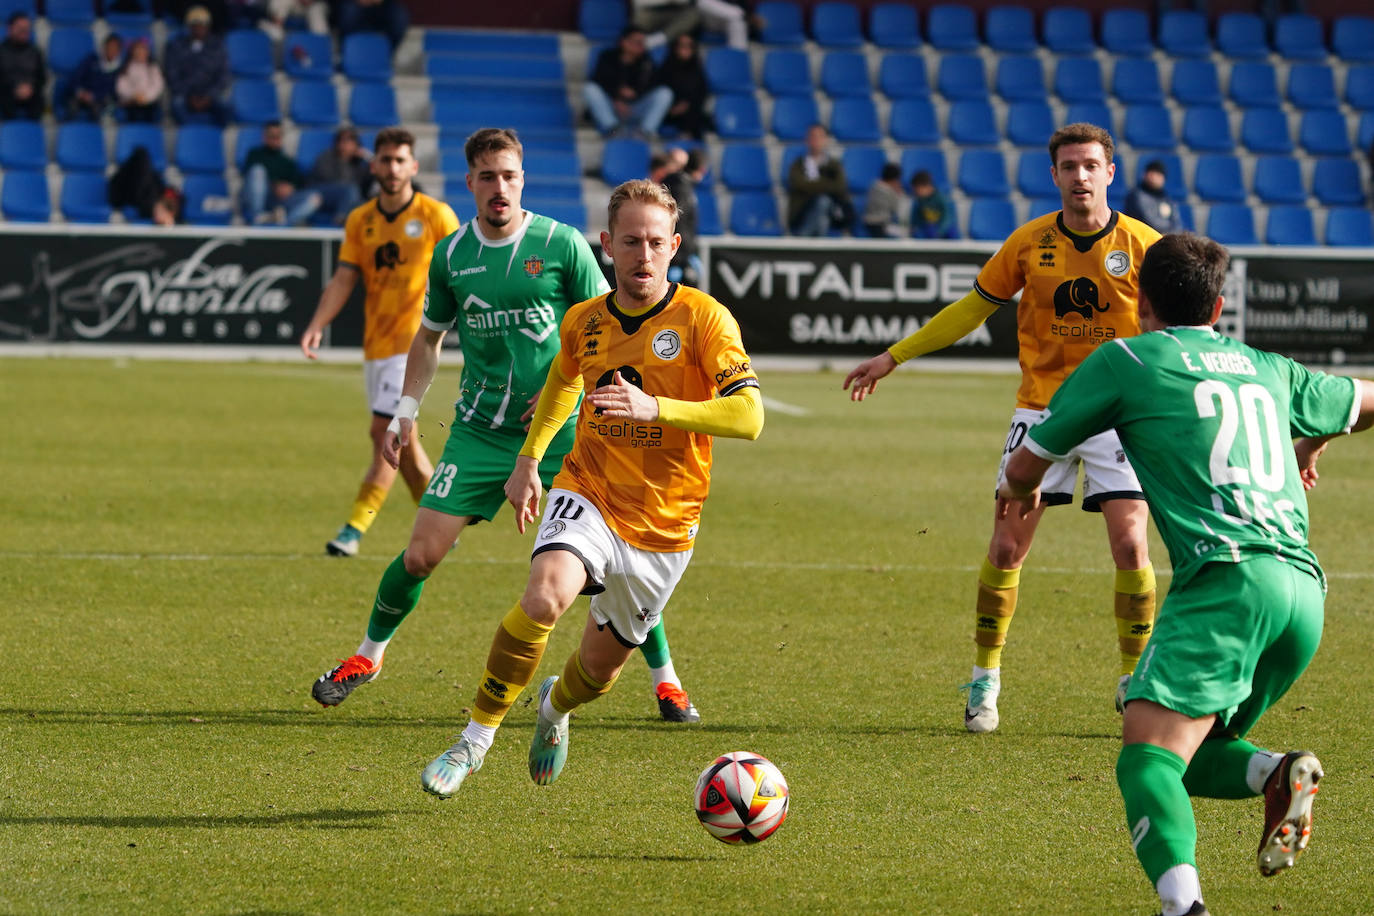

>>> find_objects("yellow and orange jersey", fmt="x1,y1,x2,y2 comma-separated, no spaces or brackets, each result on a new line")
339,192,460,360
551,283,759,552
974,210,1161,410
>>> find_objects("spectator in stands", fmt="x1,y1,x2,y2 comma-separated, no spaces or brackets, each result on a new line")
584,26,674,139
909,170,954,240
167,0,232,34
1124,160,1182,234
863,163,906,239
64,33,125,122
635,0,749,51
306,127,372,225
241,120,321,226
256,0,330,41
337,0,411,50
115,38,165,124
165,6,230,126
787,123,853,236
655,33,711,140
666,148,703,285
109,145,181,223
0,12,44,121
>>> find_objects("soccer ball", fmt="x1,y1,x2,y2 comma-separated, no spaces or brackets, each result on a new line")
693,751,789,844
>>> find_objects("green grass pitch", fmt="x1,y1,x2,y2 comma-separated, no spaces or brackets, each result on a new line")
2,357,1371,915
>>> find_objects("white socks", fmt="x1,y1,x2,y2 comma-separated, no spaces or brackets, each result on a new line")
1247,749,1284,794
650,661,680,688
460,721,497,754
540,691,569,727
1156,864,1202,916
357,638,388,665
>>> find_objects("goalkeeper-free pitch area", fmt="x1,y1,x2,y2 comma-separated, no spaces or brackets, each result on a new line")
3,357,1372,915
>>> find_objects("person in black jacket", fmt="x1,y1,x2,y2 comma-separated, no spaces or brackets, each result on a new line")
583,26,674,138
654,33,710,140
1123,160,1183,234
0,12,44,120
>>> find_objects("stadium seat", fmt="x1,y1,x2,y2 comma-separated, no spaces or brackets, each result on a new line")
47,28,94,77
45,0,94,25
984,5,1037,53
348,83,399,127
56,122,106,171
958,149,1009,197
1346,67,1374,110
2,169,49,222
1287,65,1338,110
755,1,806,45
1253,156,1306,205
867,3,920,49
1170,59,1222,106
1240,109,1293,154
231,78,280,125
1015,150,1055,198
1101,9,1153,56
1333,15,1374,62
1064,102,1113,135
947,100,999,146
1207,204,1258,245
287,81,338,127
0,120,45,169
1194,155,1246,203
1274,14,1327,60
1216,13,1269,60
967,198,1017,240
811,2,864,49
842,145,887,194
1006,101,1055,148
1054,58,1104,103
887,98,939,144
1361,112,1374,153
777,144,805,185
1122,105,1176,151
183,175,233,225
601,137,649,186
1026,196,1062,219
1137,152,1188,200
59,172,111,222
578,0,625,42
995,56,1046,102
226,29,273,79
819,51,871,98
926,4,978,51
342,32,392,82
761,50,812,97
712,93,763,140
283,31,333,81
1312,157,1364,206
1181,106,1234,152
771,94,818,140
705,48,753,94
730,191,782,235
1042,7,1095,54
696,188,722,235
1297,110,1351,156
1229,63,1278,109
900,148,948,190
1112,59,1163,105
116,124,166,171
174,125,225,174
877,53,929,99
936,54,987,101
1325,207,1374,246
104,0,151,28
1265,206,1316,245
295,128,334,172
829,97,881,142
1176,202,1196,231
1158,11,1210,57
720,143,772,191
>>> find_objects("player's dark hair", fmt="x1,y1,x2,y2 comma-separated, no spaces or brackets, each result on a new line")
1049,122,1115,166
649,152,673,173
463,127,523,169
1139,233,1230,327
374,127,416,155
607,179,680,232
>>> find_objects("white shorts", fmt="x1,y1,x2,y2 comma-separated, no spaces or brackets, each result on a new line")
531,488,692,647
363,353,407,417
996,407,1144,512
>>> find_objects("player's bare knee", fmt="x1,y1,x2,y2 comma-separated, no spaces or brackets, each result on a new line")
402,542,443,577
1110,534,1149,571
519,588,568,626
987,533,1029,569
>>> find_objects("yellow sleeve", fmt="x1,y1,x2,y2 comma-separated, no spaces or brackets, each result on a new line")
655,386,764,441
338,208,363,269
518,360,584,460
886,290,1000,364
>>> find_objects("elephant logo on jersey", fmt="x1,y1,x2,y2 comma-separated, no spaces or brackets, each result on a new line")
1053,277,1110,320
374,241,406,271
592,365,644,417
652,329,681,360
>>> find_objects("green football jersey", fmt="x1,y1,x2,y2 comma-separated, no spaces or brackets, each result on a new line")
1027,327,1360,589
422,212,610,435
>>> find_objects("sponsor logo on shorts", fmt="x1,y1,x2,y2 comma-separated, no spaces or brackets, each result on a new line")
636,607,660,624
1116,449,1126,464
541,520,566,539
652,329,681,360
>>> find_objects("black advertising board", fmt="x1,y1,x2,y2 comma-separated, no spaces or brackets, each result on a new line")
1230,251,1374,367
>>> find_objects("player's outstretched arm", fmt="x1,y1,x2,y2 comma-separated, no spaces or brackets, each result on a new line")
1294,378,1374,490
842,290,998,401
653,385,764,440
299,264,359,359
381,326,444,468
505,361,585,531
505,456,543,535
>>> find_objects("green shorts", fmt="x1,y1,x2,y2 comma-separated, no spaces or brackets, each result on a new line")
418,417,575,523
1125,556,1324,737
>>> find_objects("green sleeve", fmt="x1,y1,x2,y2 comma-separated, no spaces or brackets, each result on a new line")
1283,358,1360,438
422,235,459,330
1026,343,1124,459
563,227,611,304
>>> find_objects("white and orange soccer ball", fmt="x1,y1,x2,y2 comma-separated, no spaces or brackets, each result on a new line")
693,751,789,844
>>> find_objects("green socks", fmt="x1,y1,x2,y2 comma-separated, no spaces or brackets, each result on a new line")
365,552,427,644
1183,736,1263,800
639,620,671,668
1117,743,1197,885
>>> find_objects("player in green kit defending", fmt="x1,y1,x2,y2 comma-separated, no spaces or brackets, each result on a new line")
310,128,700,723
999,233,1374,916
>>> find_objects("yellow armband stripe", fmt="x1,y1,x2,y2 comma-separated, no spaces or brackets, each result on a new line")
519,362,584,460
886,290,1000,364
655,385,764,440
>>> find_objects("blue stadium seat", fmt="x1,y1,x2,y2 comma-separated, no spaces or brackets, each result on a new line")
1064,102,1113,135
887,98,939,144
1122,105,1176,151
1181,106,1234,152
1042,7,1094,54
984,5,1037,53
900,148,948,190
1112,59,1163,105
1325,207,1374,246
730,191,782,235
45,0,94,25
696,188,722,235
819,51,871,97
1177,202,1196,231
1253,156,1306,205
761,50,812,97
705,47,753,94
0,120,44,169
936,54,987,101
1194,155,1246,203
867,3,920,49
829,97,881,142
1361,112,1374,153
1287,65,1338,110
1347,66,1374,110
1265,206,1316,246
348,83,398,127
720,143,771,191
287,81,338,127
47,28,94,76
234,130,258,170
295,128,333,172
1298,110,1352,156
1207,204,1258,245
1312,157,1364,206
1229,63,1277,108
174,125,225,174
1158,11,1210,57
104,0,151,29
530,200,587,229
1216,13,1269,60
1333,16,1374,62
116,124,166,170
1137,153,1187,200
958,149,1009,197
968,198,1017,240
771,94,818,140
1240,108,1293,154
1101,9,1153,56
56,122,106,171
995,56,1046,102
60,172,110,222
1054,58,1104,103
226,29,273,79
811,2,864,49
578,0,625,42
183,175,233,225
283,31,333,81
2,170,48,222
601,137,649,186
1006,101,1055,147
927,4,979,51
1015,150,1055,198
521,151,580,183
342,32,392,82
1274,14,1326,61
878,53,928,99
947,100,999,146
755,1,806,45
1026,196,1062,219
842,145,887,194
712,93,763,140
231,78,280,124
1171,59,1222,106
778,144,805,185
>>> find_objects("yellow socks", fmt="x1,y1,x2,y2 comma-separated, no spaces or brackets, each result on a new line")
346,482,389,533
974,558,1021,670
1115,565,1157,676
472,603,553,728
551,650,619,714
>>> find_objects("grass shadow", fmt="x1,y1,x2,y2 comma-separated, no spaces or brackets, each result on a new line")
0,708,462,729
0,808,399,830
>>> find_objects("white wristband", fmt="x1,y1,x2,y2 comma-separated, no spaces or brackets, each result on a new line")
387,395,420,436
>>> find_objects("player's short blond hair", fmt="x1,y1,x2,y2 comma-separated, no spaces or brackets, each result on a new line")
607,179,680,232
464,128,523,169
1048,123,1115,166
